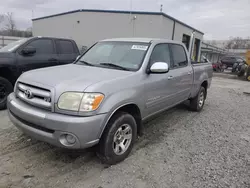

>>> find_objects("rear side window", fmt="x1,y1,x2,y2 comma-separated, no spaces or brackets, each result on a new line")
150,44,171,67
223,57,235,61
56,40,75,54
170,44,188,68
26,39,54,54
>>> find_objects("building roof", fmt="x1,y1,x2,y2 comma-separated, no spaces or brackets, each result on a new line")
32,9,204,35
202,42,228,54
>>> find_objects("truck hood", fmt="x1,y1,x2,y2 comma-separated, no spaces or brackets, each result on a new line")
19,64,133,93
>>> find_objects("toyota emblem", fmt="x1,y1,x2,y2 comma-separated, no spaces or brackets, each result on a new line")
24,89,33,99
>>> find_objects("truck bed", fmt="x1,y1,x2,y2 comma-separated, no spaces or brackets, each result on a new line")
190,62,213,98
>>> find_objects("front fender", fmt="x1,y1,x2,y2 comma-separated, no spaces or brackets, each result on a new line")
97,89,144,138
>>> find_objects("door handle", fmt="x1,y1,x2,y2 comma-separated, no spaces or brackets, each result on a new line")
168,76,173,80
188,71,192,75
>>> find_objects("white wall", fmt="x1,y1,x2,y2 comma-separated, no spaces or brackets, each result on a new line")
174,22,203,61
33,11,203,45
161,16,175,39
33,12,169,48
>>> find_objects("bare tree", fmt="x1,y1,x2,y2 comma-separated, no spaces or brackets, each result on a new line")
225,37,250,49
207,40,217,46
0,14,4,28
4,12,16,36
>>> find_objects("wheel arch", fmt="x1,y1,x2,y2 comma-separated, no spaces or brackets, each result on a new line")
99,103,142,138
201,80,208,99
0,67,14,85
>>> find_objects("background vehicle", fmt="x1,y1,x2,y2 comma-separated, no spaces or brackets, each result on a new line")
0,36,79,109
8,38,212,164
231,51,250,81
212,62,225,72
220,56,245,69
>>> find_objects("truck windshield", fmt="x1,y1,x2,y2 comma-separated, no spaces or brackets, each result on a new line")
0,38,29,52
76,41,150,71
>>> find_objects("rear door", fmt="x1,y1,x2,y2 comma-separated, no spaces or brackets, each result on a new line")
168,44,193,103
17,38,57,73
55,39,79,65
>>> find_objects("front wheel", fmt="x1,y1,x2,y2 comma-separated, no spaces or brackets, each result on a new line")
0,77,13,110
190,86,206,112
97,112,137,165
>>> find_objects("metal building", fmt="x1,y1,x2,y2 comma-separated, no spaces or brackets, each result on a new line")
201,42,228,63
32,9,204,61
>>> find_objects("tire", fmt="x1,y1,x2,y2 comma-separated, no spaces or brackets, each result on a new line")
97,112,137,165
190,86,206,112
0,77,13,110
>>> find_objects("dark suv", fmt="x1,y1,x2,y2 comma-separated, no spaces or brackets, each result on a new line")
0,36,79,109
220,56,245,69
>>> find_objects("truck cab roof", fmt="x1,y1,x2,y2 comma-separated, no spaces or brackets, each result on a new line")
101,38,183,45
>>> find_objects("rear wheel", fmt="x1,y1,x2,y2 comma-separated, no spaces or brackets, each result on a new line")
190,86,206,112
97,112,137,165
0,77,13,110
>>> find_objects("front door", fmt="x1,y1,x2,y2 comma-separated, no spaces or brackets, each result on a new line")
17,38,58,74
144,43,176,117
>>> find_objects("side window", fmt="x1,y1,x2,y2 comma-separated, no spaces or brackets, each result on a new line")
56,40,75,54
26,39,54,54
150,44,171,67
170,44,188,68
182,34,190,50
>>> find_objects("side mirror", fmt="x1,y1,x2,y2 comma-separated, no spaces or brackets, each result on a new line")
21,46,36,55
150,62,169,73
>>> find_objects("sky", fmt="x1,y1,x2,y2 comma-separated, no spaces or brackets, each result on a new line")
0,0,250,40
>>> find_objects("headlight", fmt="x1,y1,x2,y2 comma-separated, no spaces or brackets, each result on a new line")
58,92,104,112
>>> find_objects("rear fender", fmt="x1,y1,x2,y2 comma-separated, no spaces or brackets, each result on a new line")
190,71,209,98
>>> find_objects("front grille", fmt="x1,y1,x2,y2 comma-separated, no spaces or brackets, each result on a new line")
10,110,55,134
16,82,52,110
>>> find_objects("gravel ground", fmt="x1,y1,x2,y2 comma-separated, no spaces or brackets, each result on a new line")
0,73,250,188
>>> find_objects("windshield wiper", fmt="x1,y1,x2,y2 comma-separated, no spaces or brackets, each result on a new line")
78,60,94,66
100,63,130,71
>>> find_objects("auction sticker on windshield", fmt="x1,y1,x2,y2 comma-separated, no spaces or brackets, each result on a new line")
131,45,148,51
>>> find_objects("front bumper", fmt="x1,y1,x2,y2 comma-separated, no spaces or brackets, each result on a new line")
7,93,107,149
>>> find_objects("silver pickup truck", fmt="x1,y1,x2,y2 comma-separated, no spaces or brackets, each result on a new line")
7,38,212,164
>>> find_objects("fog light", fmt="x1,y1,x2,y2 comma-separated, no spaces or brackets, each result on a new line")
59,133,77,146
66,134,76,144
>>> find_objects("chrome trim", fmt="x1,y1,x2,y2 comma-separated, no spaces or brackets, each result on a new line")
17,91,51,108
16,82,52,110
18,83,50,98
